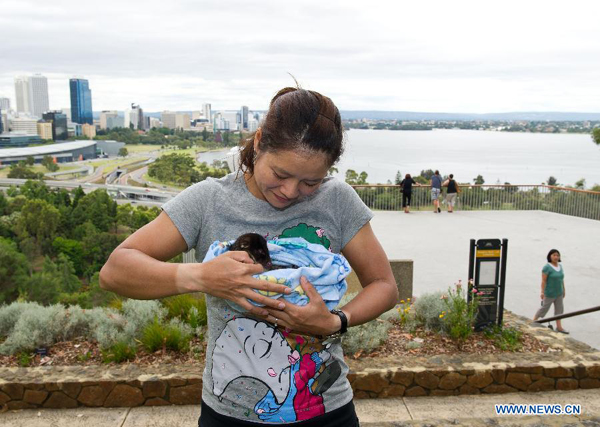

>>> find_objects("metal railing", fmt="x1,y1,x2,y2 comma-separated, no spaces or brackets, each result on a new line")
534,305,600,324
351,184,600,221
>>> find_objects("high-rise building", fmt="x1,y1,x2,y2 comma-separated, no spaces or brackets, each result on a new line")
175,113,191,130
0,108,3,134
82,123,96,139
10,117,38,134
14,76,30,114
37,120,53,140
106,116,124,129
240,106,249,130
0,97,10,111
203,103,212,122
129,104,145,130
70,78,93,125
42,111,68,141
28,74,50,118
100,110,119,129
0,110,7,134
148,117,161,129
161,111,177,130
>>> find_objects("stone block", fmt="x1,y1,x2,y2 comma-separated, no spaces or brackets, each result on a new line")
58,382,82,399
430,389,458,396
7,401,36,410
1,384,24,399
78,386,110,407
556,378,578,390
415,372,440,389
579,378,600,389
390,371,414,386
354,390,370,399
0,390,10,405
544,367,572,378
353,373,388,393
459,384,481,395
505,373,532,391
439,373,466,390
23,383,45,391
507,366,543,375
482,384,517,394
574,366,588,380
491,369,505,384
104,384,144,407
404,386,427,397
145,397,171,406
45,383,59,391
467,372,493,389
142,380,167,398
379,384,405,398
588,366,600,379
170,382,202,405
167,378,187,387
528,378,555,392
43,391,78,408
23,389,48,405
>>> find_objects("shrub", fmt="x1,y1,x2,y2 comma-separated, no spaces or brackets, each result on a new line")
441,282,480,341
411,291,447,332
140,319,192,353
484,324,523,351
120,299,166,344
161,294,207,329
102,341,136,363
0,304,65,355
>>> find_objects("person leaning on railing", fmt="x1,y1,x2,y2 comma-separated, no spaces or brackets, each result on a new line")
442,174,460,213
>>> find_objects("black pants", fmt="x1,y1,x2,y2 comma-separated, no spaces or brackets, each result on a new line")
199,400,360,427
402,192,412,208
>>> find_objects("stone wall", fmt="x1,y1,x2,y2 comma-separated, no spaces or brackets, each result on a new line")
1,312,598,409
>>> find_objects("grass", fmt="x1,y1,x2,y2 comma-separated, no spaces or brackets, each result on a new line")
101,341,136,363
140,320,191,353
0,164,81,178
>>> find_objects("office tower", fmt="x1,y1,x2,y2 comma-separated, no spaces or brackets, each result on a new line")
148,117,161,129
28,74,50,118
161,111,177,130
106,116,124,129
240,106,249,130
70,78,93,124
10,117,38,134
37,120,53,140
203,103,211,122
100,110,119,129
192,110,202,120
43,111,68,140
175,113,191,130
0,110,7,134
14,76,30,114
0,108,3,134
0,97,10,111
82,123,96,139
129,104,145,130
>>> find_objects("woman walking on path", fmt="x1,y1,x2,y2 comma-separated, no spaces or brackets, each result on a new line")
430,170,442,213
100,86,398,427
400,173,418,213
533,249,568,334
442,174,460,213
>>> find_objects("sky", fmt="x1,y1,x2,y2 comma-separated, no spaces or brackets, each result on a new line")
1,0,600,113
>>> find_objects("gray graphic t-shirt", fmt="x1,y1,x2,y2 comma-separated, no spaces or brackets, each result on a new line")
161,173,373,423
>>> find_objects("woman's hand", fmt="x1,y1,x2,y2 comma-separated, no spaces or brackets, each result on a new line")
177,251,291,317
262,277,341,336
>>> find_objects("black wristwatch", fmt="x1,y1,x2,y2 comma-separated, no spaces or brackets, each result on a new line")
329,309,348,337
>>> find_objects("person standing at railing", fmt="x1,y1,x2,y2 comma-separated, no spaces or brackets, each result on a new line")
430,170,443,213
400,173,418,213
533,249,568,334
442,174,460,213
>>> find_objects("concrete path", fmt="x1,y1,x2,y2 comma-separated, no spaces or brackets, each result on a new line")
370,210,600,350
2,389,599,426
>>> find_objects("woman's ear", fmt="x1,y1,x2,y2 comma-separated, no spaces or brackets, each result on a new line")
253,127,262,153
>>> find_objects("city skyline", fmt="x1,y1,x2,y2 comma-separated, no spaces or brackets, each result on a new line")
1,0,600,113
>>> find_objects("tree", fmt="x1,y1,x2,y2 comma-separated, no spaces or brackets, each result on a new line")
15,199,61,251
592,128,600,145
202,128,210,141
394,170,402,185
473,175,485,185
345,169,368,185
52,237,84,275
21,180,50,201
0,237,30,303
574,178,586,189
7,162,44,179
118,147,129,157
42,155,59,172
71,189,117,232
547,176,558,186
25,156,35,166
328,167,338,177
420,169,435,180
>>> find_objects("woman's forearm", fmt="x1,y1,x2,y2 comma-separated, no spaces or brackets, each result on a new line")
341,280,398,327
99,248,193,299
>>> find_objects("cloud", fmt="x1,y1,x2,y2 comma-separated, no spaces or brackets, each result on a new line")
1,0,599,112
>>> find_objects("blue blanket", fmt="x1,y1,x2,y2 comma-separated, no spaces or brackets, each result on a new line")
202,237,351,311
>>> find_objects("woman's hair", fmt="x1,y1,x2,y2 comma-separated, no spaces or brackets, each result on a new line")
239,87,344,174
449,174,454,179
405,173,411,179
547,249,561,263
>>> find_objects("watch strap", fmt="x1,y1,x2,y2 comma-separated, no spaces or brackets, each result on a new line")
330,309,348,335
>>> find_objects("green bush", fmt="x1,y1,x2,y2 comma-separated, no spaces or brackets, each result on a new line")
411,291,447,332
141,319,192,353
441,284,480,341
484,324,523,351
102,341,136,363
161,294,207,329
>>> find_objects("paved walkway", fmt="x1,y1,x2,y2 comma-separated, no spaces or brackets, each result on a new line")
2,389,599,426
370,210,600,350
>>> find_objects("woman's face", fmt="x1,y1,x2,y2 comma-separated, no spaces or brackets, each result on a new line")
550,252,560,263
247,146,330,209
